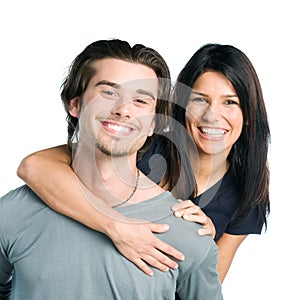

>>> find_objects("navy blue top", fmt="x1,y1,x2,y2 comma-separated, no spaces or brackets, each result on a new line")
138,136,263,241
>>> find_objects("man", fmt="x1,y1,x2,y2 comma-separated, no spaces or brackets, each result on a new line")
0,39,222,299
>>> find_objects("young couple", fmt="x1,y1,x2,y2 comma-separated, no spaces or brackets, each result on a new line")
0,38,270,299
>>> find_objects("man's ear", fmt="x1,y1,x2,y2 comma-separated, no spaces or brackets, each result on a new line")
69,97,80,118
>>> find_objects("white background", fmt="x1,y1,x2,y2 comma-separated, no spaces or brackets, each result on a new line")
0,0,299,299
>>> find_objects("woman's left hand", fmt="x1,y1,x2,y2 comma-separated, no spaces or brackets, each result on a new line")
172,200,216,239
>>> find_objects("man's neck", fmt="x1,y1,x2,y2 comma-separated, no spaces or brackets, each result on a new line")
72,145,139,206
72,143,164,209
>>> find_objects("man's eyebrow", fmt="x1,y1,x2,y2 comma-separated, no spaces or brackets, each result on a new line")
94,80,121,89
136,89,155,100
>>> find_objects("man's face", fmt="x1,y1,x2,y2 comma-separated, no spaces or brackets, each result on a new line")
69,58,158,157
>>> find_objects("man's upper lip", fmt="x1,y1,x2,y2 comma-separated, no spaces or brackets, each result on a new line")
99,119,137,131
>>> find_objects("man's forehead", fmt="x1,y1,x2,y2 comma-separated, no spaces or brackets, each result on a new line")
92,58,158,85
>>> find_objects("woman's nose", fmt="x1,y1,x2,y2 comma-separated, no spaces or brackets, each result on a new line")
201,105,220,123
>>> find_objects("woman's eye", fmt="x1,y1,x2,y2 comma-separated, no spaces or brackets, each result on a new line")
224,99,239,105
190,97,208,104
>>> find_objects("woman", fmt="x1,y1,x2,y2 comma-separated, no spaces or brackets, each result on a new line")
17,43,270,282
172,43,270,281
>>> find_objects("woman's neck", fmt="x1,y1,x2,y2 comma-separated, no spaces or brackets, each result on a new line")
192,152,230,196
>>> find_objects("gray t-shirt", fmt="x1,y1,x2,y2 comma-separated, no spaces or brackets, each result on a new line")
0,185,223,300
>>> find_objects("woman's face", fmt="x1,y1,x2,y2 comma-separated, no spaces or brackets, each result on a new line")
186,71,243,157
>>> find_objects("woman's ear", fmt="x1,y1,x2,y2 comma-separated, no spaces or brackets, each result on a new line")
69,97,80,118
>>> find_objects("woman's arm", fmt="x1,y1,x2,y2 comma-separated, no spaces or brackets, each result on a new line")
17,145,185,276
216,233,247,283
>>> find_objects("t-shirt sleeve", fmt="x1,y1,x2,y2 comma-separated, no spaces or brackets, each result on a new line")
225,206,264,236
0,212,13,299
0,247,12,299
177,241,223,300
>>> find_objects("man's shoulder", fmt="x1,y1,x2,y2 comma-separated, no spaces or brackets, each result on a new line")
168,213,217,258
0,185,34,205
0,185,43,225
146,193,218,264
166,197,219,263
119,192,218,262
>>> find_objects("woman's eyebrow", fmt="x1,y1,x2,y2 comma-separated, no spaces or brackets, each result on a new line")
191,91,208,97
191,91,238,98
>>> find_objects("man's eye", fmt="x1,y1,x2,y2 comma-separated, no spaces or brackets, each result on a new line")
134,97,152,105
135,98,147,104
101,90,118,98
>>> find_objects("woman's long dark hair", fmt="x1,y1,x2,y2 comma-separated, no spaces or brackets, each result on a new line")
173,43,270,227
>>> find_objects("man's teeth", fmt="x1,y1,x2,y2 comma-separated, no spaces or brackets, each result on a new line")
201,128,226,137
107,123,130,132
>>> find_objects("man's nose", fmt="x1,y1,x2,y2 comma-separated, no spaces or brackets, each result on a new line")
111,98,133,118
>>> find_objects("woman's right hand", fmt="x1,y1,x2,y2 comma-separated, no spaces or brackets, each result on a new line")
109,221,185,276
172,200,216,239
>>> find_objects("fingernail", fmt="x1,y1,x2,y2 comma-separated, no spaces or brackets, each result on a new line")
174,211,181,217
183,214,189,220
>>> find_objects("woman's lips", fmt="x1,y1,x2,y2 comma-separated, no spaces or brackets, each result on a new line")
198,126,227,140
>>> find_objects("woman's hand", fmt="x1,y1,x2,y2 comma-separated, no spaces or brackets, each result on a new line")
108,220,185,276
171,200,216,239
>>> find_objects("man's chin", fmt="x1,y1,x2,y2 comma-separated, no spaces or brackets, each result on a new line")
95,137,146,158
94,144,130,157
